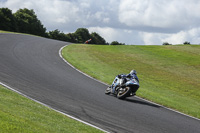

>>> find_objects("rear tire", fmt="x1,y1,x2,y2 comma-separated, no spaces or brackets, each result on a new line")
117,86,131,99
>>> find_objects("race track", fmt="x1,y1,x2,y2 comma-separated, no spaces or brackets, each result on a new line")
0,33,200,133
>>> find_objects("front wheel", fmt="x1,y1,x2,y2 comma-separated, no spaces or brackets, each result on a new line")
117,86,131,99
105,87,111,95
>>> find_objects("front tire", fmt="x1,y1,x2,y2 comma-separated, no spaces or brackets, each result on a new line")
117,86,131,99
105,87,111,95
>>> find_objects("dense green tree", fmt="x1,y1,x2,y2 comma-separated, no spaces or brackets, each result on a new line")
14,8,47,36
90,32,106,45
74,28,91,43
48,29,70,41
0,8,17,31
65,33,78,43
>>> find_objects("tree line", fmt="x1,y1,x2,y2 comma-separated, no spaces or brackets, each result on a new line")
0,7,124,45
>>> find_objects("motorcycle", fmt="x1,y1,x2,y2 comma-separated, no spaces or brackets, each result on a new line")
105,74,139,99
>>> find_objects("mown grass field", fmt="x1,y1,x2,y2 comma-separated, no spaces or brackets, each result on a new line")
62,44,200,119
0,85,103,133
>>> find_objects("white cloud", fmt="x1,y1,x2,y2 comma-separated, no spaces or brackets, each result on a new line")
88,27,143,44
162,28,200,44
88,27,119,43
139,32,162,45
119,0,200,32
139,27,200,45
1,0,200,45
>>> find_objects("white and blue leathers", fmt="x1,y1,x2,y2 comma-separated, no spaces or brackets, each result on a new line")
111,73,139,94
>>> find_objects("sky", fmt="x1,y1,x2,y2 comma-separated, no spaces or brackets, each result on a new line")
1,0,200,45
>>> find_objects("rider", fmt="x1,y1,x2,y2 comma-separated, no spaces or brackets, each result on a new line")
109,70,139,95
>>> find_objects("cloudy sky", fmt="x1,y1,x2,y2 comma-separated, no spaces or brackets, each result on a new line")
1,0,200,45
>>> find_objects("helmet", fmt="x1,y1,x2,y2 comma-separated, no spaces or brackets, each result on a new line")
130,70,137,75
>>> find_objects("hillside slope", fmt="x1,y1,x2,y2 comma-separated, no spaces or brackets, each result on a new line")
62,44,200,118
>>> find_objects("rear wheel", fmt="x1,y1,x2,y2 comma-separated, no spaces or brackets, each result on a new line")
117,86,131,99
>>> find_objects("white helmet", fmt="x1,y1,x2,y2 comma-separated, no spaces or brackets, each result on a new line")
130,70,137,75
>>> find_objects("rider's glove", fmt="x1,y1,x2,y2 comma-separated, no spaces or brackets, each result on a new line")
127,74,131,78
117,75,122,78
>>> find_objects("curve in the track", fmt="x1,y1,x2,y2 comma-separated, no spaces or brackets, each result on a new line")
0,33,200,133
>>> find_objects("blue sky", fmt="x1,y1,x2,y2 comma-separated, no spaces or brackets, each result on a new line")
1,0,200,45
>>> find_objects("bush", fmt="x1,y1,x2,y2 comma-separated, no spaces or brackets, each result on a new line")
110,41,125,45
183,41,190,45
162,42,172,45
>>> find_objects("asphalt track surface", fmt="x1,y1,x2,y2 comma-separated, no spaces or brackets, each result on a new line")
0,33,200,133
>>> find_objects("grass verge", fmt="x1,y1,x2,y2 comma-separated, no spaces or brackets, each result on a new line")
0,30,21,34
0,85,103,133
62,44,200,119
0,30,39,37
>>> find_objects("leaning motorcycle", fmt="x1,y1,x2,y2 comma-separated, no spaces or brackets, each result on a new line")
105,74,139,99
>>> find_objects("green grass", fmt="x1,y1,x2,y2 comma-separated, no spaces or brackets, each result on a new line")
62,44,200,119
0,30,39,37
0,30,22,34
0,85,103,133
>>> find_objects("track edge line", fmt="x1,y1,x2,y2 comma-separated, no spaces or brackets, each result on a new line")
0,81,109,133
